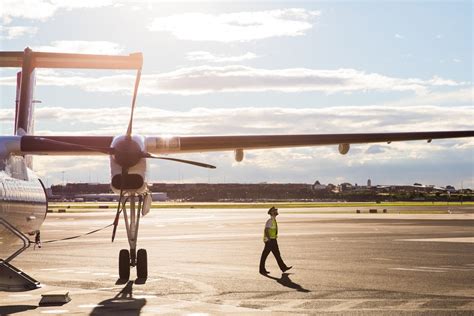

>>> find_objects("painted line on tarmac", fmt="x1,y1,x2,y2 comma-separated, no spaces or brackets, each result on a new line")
419,266,474,272
389,267,446,273
398,237,474,243
78,304,104,308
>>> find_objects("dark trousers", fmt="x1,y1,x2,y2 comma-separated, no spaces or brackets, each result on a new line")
259,239,287,271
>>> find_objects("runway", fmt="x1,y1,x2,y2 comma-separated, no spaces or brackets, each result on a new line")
1,207,473,315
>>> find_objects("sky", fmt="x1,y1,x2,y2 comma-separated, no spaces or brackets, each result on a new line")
0,0,473,188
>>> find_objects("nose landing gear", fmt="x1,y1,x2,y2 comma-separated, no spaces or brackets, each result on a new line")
115,194,150,280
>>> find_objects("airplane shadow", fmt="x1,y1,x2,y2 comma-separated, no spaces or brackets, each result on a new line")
0,305,37,315
263,273,311,293
90,280,146,316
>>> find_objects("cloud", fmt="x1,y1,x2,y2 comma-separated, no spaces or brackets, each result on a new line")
33,156,108,178
1,66,465,95
365,145,389,154
186,51,258,63
34,41,124,54
0,26,38,39
1,104,470,137
395,33,404,39
385,87,473,107
1,0,113,24
149,8,320,42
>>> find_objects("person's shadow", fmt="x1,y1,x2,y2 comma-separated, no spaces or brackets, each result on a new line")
263,273,310,293
90,281,146,316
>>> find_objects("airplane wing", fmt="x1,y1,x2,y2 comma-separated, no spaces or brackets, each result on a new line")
14,130,474,156
154,131,474,153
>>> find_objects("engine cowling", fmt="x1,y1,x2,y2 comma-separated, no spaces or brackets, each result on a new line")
338,143,350,155
110,135,148,194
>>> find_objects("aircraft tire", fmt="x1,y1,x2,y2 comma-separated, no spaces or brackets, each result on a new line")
137,248,148,279
119,249,130,280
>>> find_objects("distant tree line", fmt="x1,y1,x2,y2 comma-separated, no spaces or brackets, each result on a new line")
50,182,473,202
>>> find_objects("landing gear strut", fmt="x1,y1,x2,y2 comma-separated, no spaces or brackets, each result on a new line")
115,194,149,280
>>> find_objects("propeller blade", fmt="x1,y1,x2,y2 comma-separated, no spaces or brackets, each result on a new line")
34,137,112,154
126,68,142,137
143,153,216,169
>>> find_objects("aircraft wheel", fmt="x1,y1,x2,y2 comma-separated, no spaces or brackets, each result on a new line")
119,249,130,280
137,248,148,279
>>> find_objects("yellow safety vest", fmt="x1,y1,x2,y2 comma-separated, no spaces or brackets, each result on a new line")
263,218,278,241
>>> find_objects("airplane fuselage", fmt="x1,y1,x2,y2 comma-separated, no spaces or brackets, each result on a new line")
0,155,47,255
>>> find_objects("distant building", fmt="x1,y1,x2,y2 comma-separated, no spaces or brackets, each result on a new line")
312,180,327,191
326,183,337,192
151,192,168,201
367,179,371,187
445,185,456,193
339,182,353,192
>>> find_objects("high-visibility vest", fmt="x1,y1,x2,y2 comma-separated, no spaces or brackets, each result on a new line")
263,218,278,241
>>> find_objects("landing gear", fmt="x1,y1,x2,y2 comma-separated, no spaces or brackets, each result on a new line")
114,194,150,280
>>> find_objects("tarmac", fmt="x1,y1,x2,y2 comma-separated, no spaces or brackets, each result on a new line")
1,206,473,315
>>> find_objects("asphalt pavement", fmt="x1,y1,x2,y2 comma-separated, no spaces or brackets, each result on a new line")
1,207,473,315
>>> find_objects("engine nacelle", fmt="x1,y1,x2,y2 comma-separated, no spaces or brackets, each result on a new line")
110,135,148,194
234,148,244,162
338,143,350,155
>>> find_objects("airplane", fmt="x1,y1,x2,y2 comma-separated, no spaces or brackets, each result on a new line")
0,48,473,290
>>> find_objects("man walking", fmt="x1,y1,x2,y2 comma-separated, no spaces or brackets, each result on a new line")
259,206,292,274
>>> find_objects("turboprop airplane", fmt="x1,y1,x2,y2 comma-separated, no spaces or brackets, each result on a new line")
0,48,473,290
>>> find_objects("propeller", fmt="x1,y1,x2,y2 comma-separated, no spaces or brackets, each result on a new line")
29,60,216,171
31,136,216,169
